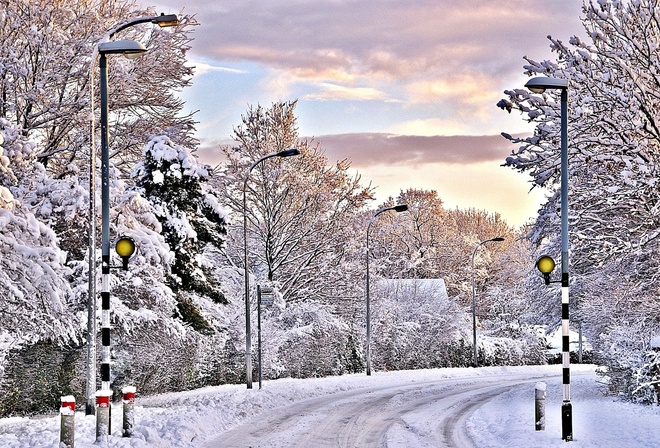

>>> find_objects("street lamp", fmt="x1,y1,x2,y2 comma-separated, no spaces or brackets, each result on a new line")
97,39,147,409
365,204,408,376
86,13,179,416
243,148,300,389
525,76,573,441
471,237,504,368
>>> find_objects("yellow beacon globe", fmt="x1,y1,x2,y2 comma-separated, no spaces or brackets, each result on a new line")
115,237,136,258
536,255,556,275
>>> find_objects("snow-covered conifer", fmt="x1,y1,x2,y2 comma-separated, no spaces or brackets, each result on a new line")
133,135,228,334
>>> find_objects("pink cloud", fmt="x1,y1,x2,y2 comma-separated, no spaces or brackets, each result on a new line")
196,132,524,168
315,133,521,166
169,0,581,81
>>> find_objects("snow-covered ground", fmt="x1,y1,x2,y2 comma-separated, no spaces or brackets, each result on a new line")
1,364,659,447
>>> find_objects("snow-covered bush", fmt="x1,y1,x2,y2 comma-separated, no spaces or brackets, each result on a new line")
265,301,359,379
370,279,474,370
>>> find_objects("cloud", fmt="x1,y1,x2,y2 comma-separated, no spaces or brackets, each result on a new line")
166,0,581,125
193,131,542,226
303,83,393,102
150,0,566,226
388,119,473,137
314,132,524,167
195,132,524,168
176,1,580,75
188,60,246,76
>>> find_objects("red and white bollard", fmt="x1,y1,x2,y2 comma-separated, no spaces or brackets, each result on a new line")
60,395,75,448
95,389,113,441
122,386,136,438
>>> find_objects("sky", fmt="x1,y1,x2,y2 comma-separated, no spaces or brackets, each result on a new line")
3,364,660,447
146,0,586,227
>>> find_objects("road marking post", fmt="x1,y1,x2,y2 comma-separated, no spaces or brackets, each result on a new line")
535,382,546,431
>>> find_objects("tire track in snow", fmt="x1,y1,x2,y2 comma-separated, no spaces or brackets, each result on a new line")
204,374,554,448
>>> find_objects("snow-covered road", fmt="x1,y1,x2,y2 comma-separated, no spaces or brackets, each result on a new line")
5,364,660,447
204,372,556,447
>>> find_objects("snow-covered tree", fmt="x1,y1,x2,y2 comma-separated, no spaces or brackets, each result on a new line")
133,135,228,333
372,189,515,300
0,121,77,345
217,100,373,303
0,0,198,175
498,0,660,397
210,101,375,379
375,189,453,279
0,121,82,415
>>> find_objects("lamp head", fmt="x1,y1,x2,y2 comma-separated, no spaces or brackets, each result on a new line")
492,237,505,242
98,40,147,59
373,203,408,218
525,76,569,94
277,148,300,157
536,255,556,285
152,13,179,27
115,236,136,270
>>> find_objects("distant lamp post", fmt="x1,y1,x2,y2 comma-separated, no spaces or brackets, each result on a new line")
471,237,504,367
87,13,179,417
365,204,408,376
243,148,300,389
525,76,573,442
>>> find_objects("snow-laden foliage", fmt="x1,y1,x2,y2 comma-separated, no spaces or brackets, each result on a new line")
133,135,228,315
372,188,516,302
217,100,373,304
370,279,471,370
0,0,198,176
0,122,77,374
0,119,80,415
499,0,660,399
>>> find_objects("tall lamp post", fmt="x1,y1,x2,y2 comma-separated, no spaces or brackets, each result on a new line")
243,148,300,389
87,13,179,416
97,41,147,427
471,236,504,367
365,204,408,376
526,76,572,441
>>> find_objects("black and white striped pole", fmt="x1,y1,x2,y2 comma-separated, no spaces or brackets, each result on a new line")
528,75,572,442
99,236,136,434
87,14,179,416
98,39,146,434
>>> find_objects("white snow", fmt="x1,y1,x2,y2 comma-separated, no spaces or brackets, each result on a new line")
650,335,660,349
1,365,659,447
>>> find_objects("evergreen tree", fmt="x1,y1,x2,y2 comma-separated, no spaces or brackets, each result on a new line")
133,135,228,321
